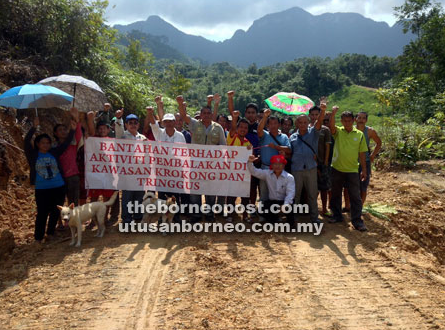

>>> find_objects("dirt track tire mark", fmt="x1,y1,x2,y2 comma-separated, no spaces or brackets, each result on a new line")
93,236,177,330
279,229,444,330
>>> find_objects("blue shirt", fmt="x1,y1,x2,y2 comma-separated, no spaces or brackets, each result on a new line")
35,152,65,189
290,126,320,171
259,131,290,166
246,122,260,155
182,130,192,144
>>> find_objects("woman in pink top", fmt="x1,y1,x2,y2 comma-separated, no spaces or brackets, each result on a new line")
53,108,83,207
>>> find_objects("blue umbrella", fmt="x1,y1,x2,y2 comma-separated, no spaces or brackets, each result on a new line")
0,84,74,116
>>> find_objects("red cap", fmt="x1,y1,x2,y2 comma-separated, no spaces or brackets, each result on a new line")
269,155,287,169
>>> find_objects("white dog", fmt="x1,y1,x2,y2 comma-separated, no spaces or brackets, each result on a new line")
141,192,177,230
57,191,119,247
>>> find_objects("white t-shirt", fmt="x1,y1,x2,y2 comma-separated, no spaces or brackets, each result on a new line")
150,122,186,143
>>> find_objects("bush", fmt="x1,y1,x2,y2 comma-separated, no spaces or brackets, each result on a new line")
376,113,445,167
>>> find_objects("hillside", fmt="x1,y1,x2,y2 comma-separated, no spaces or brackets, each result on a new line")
116,30,192,63
114,7,414,67
328,85,381,126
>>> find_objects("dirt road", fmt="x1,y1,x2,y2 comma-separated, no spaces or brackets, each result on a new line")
1,167,445,329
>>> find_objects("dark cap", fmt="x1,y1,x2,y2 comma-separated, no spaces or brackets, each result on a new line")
96,120,110,129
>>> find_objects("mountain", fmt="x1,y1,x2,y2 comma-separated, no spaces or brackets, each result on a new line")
114,15,218,62
116,30,191,63
114,7,414,67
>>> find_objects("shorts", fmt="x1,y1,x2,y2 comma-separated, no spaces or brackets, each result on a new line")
359,161,371,192
317,164,331,191
88,189,116,200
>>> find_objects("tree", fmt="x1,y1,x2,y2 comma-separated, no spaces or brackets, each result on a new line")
395,0,445,92
125,39,154,73
164,65,192,97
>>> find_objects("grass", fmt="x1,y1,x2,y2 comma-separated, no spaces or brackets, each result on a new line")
327,85,384,127
363,203,398,221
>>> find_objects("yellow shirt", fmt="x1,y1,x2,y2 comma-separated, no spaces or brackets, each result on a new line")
227,132,252,147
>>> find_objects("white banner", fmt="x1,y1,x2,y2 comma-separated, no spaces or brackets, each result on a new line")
85,137,251,197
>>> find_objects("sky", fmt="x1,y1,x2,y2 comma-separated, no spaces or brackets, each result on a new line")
105,0,445,41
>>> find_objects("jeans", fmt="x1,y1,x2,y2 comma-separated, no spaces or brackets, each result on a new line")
330,168,364,227
292,167,318,222
121,190,144,223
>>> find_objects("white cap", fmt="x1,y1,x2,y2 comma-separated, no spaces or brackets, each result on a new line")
162,113,176,121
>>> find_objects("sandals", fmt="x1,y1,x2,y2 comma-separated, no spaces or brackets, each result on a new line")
322,211,333,218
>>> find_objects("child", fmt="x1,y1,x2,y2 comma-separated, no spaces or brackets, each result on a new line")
25,116,76,242
225,91,252,222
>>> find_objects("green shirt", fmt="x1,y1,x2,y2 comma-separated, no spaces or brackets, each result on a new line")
332,126,368,173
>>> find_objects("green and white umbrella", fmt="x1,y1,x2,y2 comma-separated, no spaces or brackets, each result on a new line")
265,92,314,115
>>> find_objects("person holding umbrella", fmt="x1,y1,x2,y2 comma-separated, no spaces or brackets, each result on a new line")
53,107,83,209
289,101,326,225
25,116,76,243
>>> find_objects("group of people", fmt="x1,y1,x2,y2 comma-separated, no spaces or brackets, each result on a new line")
25,91,381,242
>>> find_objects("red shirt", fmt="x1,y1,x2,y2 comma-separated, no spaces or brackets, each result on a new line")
58,122,82,178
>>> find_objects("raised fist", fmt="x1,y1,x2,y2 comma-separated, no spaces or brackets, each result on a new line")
248,155,257,163
70,119,77,130
70,107,79,122
115,109,124,119
176,95,184,105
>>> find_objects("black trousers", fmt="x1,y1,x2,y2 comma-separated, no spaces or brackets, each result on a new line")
330,168,364,227
35,185,66,240
263,200,294,223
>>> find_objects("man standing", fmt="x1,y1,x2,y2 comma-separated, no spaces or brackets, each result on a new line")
177,95,226,222
175,113,191,143
344,111,382,208
146,105,185,220
280,117,294,137
308,105,332,217
290,103,326,224
225,91,252,222
328,107,368,231
243,102,261,206
115,111,147,224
